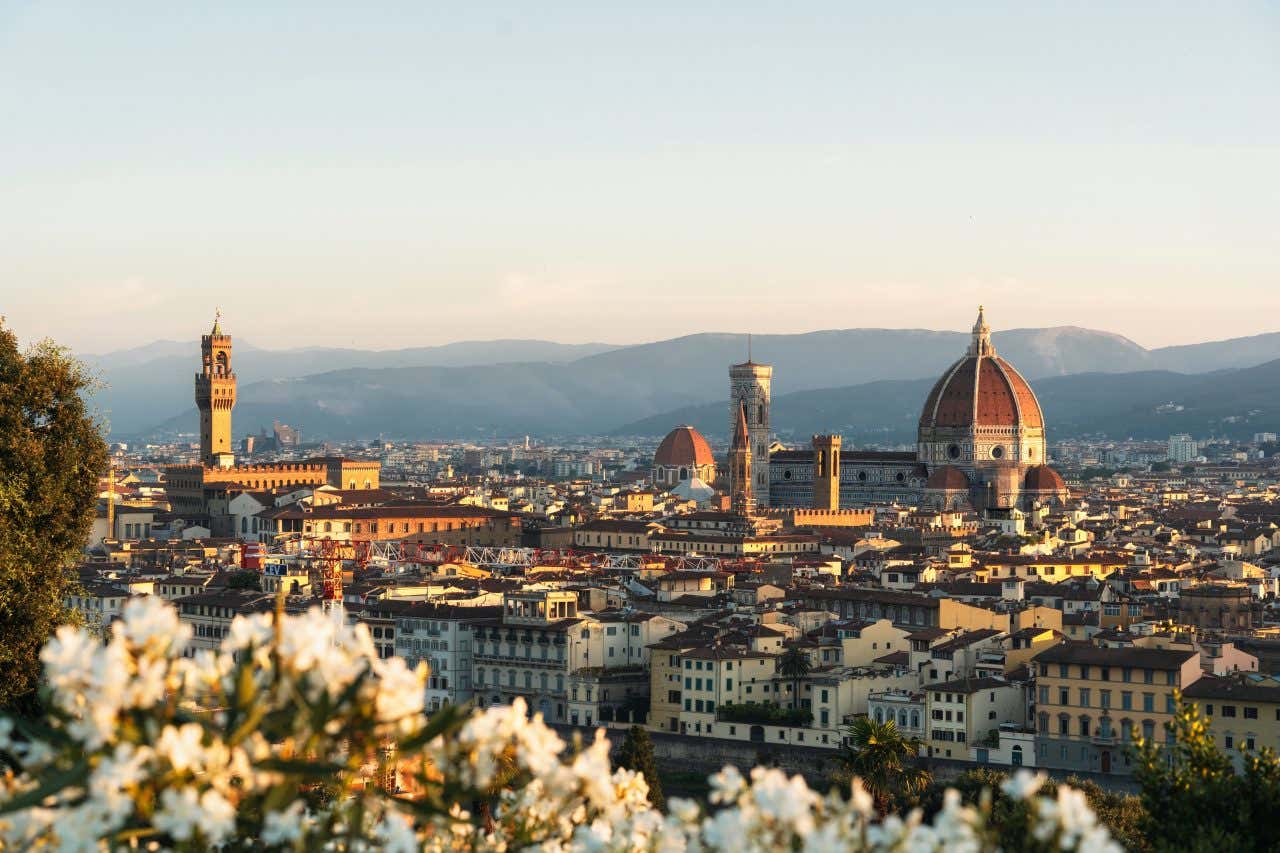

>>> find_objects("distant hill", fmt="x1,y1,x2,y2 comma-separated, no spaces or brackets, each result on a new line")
105,325,1280,441
614,360,1280,445
89,339,619,435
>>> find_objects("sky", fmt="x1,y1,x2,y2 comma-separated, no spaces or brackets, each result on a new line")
1,1,1277,354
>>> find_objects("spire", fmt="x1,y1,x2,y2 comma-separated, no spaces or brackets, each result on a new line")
968,305,994,357
747,333,752,364
212,307,223,336
731,400,750,451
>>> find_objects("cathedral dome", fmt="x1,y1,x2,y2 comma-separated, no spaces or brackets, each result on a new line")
920,356,1042,432
919,308,1043,433
1023,465,1066,493
654,426,715,469
917,308,1049,482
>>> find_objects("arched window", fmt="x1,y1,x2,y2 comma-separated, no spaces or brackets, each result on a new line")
874,708,884,724
911,710,920,729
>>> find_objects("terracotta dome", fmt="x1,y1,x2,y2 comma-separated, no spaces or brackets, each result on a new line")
1023,465,1066,493
919,309,1043,431
925,465,971,491
654,425,715,468
920,356,1043,430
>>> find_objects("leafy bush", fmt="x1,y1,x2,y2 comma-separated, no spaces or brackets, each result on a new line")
0,598,1123,851
717,701,813,726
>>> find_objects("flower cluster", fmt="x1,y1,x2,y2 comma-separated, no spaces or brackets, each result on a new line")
0,598,1124,851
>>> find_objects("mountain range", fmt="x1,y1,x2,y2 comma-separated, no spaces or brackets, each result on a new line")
83,327,1280,442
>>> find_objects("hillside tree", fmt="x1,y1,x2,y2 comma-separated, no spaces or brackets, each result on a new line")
0,320,108,713
616,725,665,809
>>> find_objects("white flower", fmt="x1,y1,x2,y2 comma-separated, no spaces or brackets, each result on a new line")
89,742,152,824
262,801,308,845
1001,768,1047,801
224,612,274,652
707,765,745,805
375,810,418,853
117,595,191,654
371,655,427,732
156,723,206,773
197,788,237,844
152,787,202,841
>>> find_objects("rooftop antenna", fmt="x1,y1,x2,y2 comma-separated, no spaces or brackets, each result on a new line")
747,333,753,363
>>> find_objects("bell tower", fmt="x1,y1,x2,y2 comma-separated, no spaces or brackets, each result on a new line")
729,336,772,507
196,310,236,467
811,434,842,511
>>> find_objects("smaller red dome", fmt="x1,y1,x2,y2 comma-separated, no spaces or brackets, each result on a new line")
926,465,970,491
654,425,715,468
1024,465,1066,493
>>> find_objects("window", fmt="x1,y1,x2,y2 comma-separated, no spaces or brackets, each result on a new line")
1059,688,1070,705
1079,716,1091,737
1143,693,1154,712
1245,707,1258,720
1121,691,1133,711
1079,688,1091,708
1058,715,1070,736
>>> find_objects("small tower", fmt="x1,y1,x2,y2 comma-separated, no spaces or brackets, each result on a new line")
196,310,237,467
967,305,995,357
729,401,754,515
729,338,772,507
811,434,842,511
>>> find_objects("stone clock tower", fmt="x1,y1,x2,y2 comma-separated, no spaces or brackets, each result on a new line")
196,311,236,467
729,342,772,508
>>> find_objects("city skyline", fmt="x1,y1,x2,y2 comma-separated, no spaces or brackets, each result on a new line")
3,2,1278,353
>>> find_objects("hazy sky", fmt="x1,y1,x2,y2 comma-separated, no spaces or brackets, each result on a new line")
2,2,1277,354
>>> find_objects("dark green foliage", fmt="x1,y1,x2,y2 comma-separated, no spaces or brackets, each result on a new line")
615,726,664,809
1133,699,1280,853
830,716,930,812
917,768,1148,852
0,322,109,713
227,570,262,591
776,647,812,710
717,702,812,726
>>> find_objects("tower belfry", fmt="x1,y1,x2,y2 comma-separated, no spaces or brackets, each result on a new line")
196,310,236,467
729,340,772,508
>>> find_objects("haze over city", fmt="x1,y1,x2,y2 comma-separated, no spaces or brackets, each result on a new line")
3,2,1278,352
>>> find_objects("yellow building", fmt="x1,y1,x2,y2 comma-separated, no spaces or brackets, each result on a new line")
1033,643,1202,776
1183,673,1280,765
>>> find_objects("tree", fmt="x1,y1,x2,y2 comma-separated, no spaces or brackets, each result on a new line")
830,716,930,813
227,569,262,590
616,725,665,809
0,321,108,713
1133,697,1280,852
776,646,812,710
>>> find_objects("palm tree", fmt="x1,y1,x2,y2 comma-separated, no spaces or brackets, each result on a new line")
832,716,930,813
776,646,812,711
